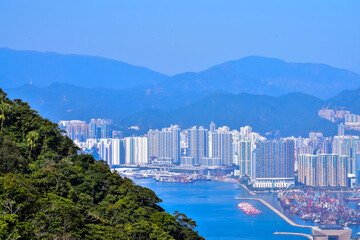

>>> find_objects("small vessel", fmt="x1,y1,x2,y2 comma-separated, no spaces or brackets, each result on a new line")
237,202,262,215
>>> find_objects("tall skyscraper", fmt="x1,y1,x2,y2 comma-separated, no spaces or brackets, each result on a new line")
188,126,208,165
208,126,233,166
101,122,109,139
234,139,252,176
240,126,252,139
147,125,180,163
298,154,348,187
333,136,353,173
338,123,345,136
253,139,295,188
124,137,148,165
112,138,125,166
99,139,112,166
210,122,216,133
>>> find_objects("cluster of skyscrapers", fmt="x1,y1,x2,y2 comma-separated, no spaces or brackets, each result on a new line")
59,119,122,142
61,119,360,189
297,134,360,187
71,122,297,188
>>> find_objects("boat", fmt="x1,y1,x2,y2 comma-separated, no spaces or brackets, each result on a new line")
237,202,262,215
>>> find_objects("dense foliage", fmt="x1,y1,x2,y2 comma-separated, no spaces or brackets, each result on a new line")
0,89,204,240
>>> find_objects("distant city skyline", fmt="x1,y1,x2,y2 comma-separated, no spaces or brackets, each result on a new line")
1,0,359,75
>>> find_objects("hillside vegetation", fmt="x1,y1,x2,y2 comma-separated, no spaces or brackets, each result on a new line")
0,89,203,240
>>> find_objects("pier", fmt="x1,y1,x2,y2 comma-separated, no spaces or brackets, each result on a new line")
235,197,312,229
274,232,313,240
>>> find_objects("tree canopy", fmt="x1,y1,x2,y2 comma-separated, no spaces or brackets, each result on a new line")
0,89,204,240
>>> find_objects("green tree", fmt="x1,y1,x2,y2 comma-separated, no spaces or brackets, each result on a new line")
0,102,12,133
26,131,39,159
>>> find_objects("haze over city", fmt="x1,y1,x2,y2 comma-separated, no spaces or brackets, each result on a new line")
1,1,360,240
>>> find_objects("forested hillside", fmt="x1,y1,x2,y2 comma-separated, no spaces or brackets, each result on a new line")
0,88,203,240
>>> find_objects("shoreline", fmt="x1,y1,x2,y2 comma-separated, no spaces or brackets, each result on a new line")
238,183,257,196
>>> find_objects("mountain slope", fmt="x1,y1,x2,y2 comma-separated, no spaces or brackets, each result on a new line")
0,48,168,89
154,56,360,99
122,92,338,137
328,88,360,114
9,83,360,137
5,83,209,122
0,89,203,239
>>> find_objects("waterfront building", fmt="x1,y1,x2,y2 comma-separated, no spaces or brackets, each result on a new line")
312,225,351,240
180,156,194,166
199,157,222,167
112,138,125,166
147,125,181,163
209,126,233,166
188,126,208,164
124,137,148,165
298,154,348,187
99,138,112,166
253,139,295,188
233,139,252,176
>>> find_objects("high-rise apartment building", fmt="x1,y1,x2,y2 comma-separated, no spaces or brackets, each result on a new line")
298,154,348,187
99,138,112,166
208,126,233,166
59,120,88,142
188,126,208,164
338,123,345,136
112,138,125,166
253,139,295,188
147,125,180,163
124,137,148,165
234,139,252,176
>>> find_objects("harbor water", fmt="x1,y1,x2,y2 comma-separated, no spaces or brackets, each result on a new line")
134,179,360,240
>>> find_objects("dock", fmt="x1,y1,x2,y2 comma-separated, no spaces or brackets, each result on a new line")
234,197,312,229
274,232,313,240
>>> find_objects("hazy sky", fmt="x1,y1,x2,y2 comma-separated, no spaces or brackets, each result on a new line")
1,0,359,75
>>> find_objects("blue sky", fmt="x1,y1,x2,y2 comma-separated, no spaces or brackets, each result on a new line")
1,0,359,75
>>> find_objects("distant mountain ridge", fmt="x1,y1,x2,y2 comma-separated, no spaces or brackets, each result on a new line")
2,48,360,137
2,48,360,99
0,48,169,89
121,92,339,137
7,82,360,137
5,83,210,123
151,56,360,99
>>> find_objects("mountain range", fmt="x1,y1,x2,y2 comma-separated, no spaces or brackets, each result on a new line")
141,56,360,99
2,48,360,137
0,48,168,89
